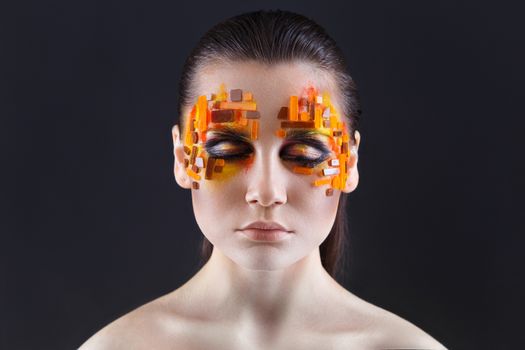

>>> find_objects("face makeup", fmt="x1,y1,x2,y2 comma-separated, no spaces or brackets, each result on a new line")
182,83,259,186
182,83,352,196
275,84,352,196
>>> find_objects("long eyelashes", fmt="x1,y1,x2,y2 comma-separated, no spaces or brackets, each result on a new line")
205,139,253,160
279,133,332,166
279,142,331,166
204,138,331,166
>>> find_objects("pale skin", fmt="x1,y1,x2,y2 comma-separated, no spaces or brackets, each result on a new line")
79,61,447,350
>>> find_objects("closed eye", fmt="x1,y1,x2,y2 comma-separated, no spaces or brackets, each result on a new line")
204,129,332,166
204,138,254,160
279,142,331,167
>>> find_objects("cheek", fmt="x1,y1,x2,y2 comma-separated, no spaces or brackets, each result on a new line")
190,162,251,237
305,195,340,243
202,155,255,183
190,184,238,243
297,184,340,219
284,175,341,239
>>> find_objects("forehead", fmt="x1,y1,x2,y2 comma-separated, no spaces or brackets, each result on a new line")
193,60,342,117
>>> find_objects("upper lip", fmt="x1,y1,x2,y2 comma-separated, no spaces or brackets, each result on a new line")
240,221,292,232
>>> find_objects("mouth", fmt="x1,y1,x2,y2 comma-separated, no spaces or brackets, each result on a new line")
237,221,293,242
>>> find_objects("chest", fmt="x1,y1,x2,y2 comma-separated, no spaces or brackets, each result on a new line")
153,322,376,350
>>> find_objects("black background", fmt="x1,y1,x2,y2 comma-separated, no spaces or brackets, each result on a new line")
3,0,524,349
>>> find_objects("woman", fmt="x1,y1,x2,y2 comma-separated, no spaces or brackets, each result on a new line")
80,10,447,349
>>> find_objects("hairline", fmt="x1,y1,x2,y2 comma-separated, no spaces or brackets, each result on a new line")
180,58,348,135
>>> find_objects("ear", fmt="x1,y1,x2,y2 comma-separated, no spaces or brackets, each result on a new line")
172,124,192,189
342,130,361,193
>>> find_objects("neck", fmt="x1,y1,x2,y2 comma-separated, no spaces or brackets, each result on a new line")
179,246,343,330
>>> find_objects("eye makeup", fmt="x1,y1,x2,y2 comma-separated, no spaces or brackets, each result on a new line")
205,126,332,166
183,85,259,186
204,126,254,161
205,130,331,167
205,139,254,160
280,132,332,167
274,84,353,196
280,144,330,166
182,83,355,196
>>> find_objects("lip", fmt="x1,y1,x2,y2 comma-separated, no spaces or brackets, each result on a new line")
237,221,293,242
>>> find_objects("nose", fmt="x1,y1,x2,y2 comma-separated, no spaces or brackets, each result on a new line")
245,150,288,208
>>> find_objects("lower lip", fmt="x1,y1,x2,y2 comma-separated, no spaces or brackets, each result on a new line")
239,229,292,242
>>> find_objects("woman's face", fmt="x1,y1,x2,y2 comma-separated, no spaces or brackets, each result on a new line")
173,61,360,271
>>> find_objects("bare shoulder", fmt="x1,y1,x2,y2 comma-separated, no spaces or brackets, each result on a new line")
78,293,189,350
339,293,447,350
370,310,447,349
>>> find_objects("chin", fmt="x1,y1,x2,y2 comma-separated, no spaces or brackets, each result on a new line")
228,248,306,271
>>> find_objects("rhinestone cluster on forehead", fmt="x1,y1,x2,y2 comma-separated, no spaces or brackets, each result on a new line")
182,83,259,189
275,85,352,196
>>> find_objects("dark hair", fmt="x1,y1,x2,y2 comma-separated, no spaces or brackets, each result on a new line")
176,10,361,281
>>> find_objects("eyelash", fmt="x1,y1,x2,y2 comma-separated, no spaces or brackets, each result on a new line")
280,142,330,167
204,139,330,166
205,139,253,160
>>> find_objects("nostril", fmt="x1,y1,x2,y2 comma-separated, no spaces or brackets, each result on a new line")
244,169,288,207
247,197,286,207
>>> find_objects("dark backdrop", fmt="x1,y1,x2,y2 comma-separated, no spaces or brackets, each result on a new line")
3,0,524,349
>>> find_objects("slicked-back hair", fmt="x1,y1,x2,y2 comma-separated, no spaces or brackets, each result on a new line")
176,9,361,281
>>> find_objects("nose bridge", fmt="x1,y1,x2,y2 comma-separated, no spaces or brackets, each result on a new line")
245,145,287,207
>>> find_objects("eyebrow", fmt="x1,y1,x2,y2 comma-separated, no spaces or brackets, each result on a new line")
206,126,332,143
284,129,332,140
206,125,251,140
